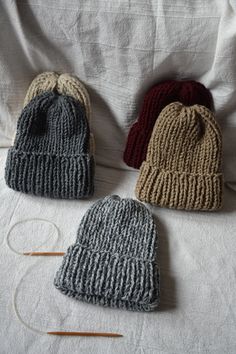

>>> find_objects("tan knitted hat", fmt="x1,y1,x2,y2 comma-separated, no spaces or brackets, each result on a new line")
135,102,223,211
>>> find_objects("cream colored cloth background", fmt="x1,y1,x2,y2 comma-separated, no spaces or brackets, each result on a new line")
0,1,236,353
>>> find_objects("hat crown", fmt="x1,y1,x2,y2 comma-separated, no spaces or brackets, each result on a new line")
14,91,90,156
23,72,91,120
136,80,212,129
136,80,179,129
76,195,158,261
146,102,222,174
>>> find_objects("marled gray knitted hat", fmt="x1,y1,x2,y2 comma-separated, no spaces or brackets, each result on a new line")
5,91,94,199
54,195,160,312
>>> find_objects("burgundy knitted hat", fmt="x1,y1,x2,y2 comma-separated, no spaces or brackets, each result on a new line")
123,80,213,169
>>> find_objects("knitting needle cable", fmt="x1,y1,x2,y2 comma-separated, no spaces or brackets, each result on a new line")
13,267,45,335
13,264,122,338
6,218,61,255
8,219,122,337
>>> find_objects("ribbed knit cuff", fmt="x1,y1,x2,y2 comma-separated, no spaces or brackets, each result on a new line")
54,244,160,312
123,126,151,169
5,148,94,199
135,162,223,211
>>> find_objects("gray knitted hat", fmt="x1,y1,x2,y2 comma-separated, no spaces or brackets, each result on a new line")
54,195,160,312
5,91,94,199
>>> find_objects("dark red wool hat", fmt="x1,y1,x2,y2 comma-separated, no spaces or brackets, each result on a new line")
123,80,213,169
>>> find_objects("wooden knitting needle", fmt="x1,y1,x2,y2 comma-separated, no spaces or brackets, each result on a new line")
23,252,65,256
47,331,123,338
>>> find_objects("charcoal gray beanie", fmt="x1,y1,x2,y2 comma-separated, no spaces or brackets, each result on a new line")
54,195,160,312
5,91,94,199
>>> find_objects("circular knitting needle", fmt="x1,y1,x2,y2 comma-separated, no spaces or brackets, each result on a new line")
23,252,65,256
47,331,123,337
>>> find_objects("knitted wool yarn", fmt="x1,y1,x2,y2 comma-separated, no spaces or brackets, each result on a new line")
5,91,94,199
135,102,223,211
54,195,160,312
24,72,91,121
124,80,213,169
23,72,95,155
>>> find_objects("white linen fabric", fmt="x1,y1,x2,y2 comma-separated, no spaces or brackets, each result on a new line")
0,1,236,353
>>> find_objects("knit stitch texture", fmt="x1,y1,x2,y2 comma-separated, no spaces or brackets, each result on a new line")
24,72,91,121
24,72,95,155
135,102,223,211
54,195,160,312
5,91,94,199
124,80,213,168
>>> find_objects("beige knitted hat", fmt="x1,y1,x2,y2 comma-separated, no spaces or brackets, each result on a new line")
135,102,223,211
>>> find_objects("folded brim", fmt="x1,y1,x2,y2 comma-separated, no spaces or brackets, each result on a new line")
54,244,160,312
136,162,223,211
5,148,94,199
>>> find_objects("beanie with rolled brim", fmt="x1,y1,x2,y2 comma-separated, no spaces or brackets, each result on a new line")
5,91,94,199
135,102,223,211
54,195,160,312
